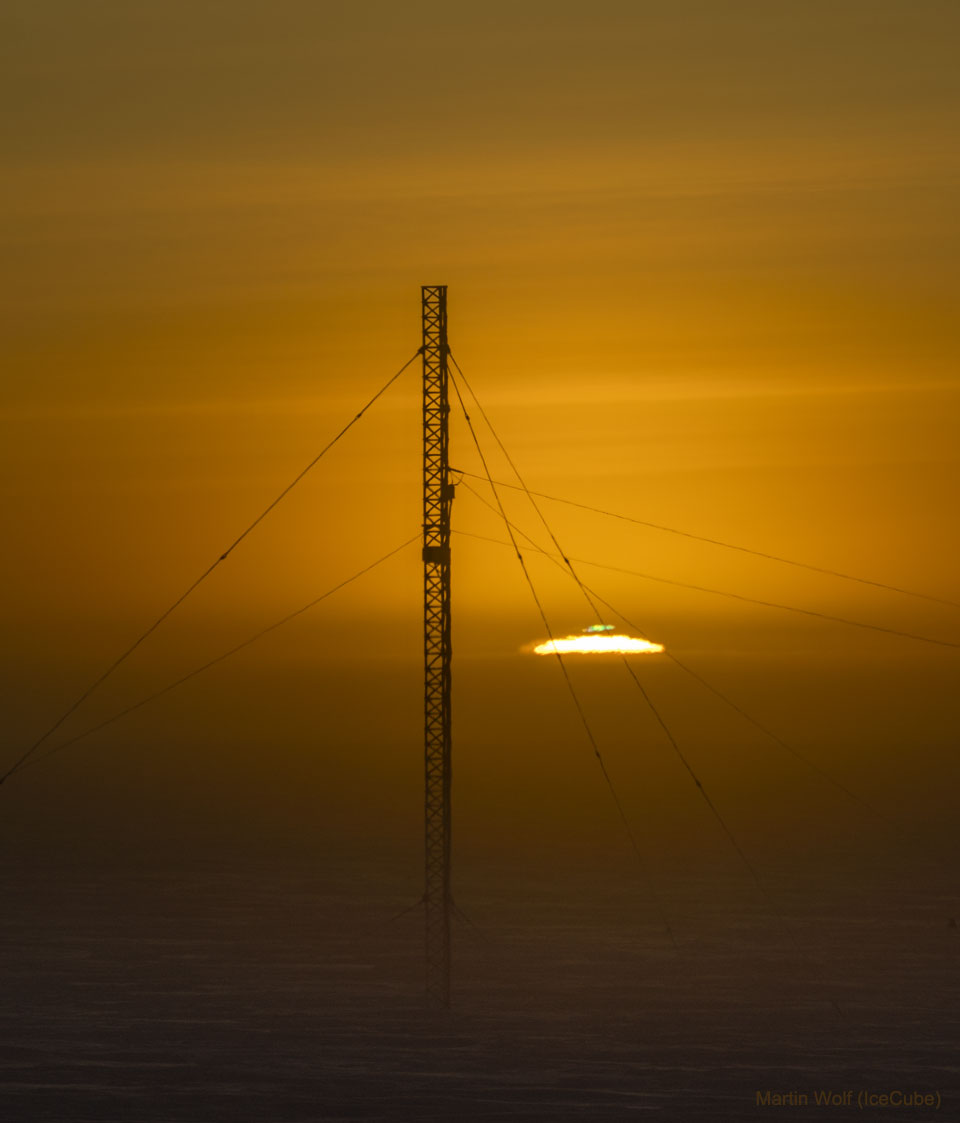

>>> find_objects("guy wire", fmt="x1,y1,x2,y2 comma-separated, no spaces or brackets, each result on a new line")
449,367,679,950
1,351,421,785
16,536,418,779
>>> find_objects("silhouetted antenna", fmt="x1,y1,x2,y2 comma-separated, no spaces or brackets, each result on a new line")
421,285,453,1008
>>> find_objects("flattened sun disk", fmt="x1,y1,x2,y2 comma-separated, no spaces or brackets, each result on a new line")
533,632,664,655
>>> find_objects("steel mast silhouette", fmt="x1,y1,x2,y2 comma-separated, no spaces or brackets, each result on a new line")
421,285,453,1008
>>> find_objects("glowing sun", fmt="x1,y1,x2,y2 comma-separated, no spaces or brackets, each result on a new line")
533,624,664,656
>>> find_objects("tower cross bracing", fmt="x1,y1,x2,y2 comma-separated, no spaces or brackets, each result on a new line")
421,285,452,1008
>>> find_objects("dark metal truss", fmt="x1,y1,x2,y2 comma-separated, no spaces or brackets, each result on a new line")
421,285,452,1008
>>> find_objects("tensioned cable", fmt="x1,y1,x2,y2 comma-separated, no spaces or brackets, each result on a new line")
383,896,491,946
452,519,848,1018
448,360,778,881
449,469,960,612
577,581,898,829
587,578,959,920
0,350,422,786
454,463,946,843
557,556,960,650
451,443,776,907
447,383,842,1004
448,354,952,649
453,520,892,829
452,482,958,650
448,370,679,950
457,350,860,1011
10,536,419,781
448,347,906,832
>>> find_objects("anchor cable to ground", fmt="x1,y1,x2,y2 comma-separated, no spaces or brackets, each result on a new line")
1,350,421,785
449,468,960,612
449,365,680,950
12,537,419,781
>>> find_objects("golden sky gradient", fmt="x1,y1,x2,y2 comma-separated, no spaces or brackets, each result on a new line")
2,2,958,865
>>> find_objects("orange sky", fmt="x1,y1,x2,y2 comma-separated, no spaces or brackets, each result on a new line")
2,2,958,870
